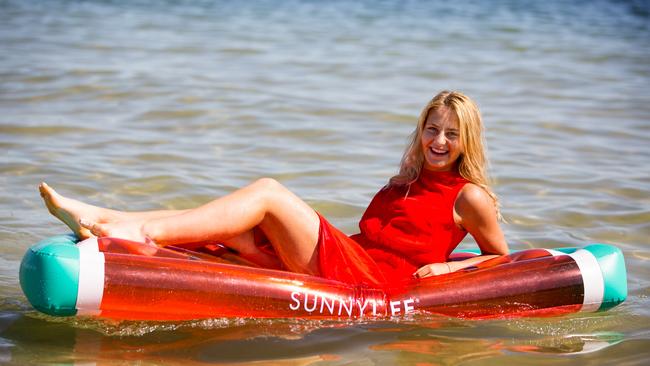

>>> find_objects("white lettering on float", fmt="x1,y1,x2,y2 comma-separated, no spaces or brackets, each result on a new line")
404,298,415,314
389,298,416,316
339,298,353,316
304,293,318,312
289,292,301,311
320,296,335,314
357,299,369,314
289,291,416,317
389,300,400,315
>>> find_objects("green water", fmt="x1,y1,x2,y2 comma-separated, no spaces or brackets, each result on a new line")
1,0,649,364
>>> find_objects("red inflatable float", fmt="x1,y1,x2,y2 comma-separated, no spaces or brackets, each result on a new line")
19,234,627,321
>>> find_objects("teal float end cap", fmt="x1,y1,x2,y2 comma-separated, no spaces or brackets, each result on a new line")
19,234,81,316
584,244,628,311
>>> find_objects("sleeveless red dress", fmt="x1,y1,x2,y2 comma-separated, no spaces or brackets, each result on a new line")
317,169,469,287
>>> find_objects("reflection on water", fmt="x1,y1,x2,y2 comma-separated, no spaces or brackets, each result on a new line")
1,0,649,364
0,313,630,365
370,333,623,362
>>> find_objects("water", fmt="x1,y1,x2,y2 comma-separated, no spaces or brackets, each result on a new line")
1,0,649,364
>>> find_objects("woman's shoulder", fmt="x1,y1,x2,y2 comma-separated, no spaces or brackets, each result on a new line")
454,183,495,220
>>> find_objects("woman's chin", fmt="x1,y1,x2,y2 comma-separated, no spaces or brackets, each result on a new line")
423,163,451,172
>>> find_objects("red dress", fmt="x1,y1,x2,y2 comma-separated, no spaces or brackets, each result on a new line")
318,169,469,287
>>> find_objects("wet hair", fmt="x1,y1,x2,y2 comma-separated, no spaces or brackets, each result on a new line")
389,90,502,219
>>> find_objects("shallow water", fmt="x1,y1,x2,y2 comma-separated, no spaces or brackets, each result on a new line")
1,0,649,364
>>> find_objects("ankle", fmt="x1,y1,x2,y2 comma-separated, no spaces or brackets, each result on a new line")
102,209,125,223
141,221,160,246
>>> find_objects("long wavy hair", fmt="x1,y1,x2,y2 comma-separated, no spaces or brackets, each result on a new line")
389,90,502,219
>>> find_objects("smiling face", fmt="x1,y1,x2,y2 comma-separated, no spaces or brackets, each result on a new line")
420,106,463,172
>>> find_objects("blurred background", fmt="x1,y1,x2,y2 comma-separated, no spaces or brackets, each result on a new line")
1,0,648,364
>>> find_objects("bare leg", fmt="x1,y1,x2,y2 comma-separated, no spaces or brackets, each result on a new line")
39,182,281,268
40,182,104,239
81,178,321,275
39,182,192,238
40,182,189,222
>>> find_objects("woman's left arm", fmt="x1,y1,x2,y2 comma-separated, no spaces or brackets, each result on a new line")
414,184,508,278
455,184,508,255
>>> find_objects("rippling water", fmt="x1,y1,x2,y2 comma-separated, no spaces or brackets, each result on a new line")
1,0,649,364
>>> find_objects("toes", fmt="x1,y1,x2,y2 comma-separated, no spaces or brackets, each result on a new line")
80,219,106,237
79,219,92,231
39,182,55,201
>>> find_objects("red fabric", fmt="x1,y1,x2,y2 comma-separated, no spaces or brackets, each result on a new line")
316,213,387,287
318,169,469,286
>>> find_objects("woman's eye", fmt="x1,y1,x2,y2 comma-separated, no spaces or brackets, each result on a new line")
447,132,458,138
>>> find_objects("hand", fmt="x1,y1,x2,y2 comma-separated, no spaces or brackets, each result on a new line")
413,262,454,279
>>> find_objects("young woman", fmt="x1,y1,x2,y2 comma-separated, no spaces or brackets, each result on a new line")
39,90,508,287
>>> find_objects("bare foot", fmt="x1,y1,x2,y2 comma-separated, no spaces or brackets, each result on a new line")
79,219,149,244
39,182,103,239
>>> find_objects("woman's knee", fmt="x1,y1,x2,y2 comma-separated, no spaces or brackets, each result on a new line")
250,177,288,196
247,177,289,204
251,178,313,218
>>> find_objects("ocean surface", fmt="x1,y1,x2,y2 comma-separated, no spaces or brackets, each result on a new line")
1,0,649,364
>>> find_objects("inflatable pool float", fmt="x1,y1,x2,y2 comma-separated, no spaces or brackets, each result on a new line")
19,235,627,321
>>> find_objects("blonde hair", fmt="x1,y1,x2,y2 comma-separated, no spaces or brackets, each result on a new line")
389,90,502,219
